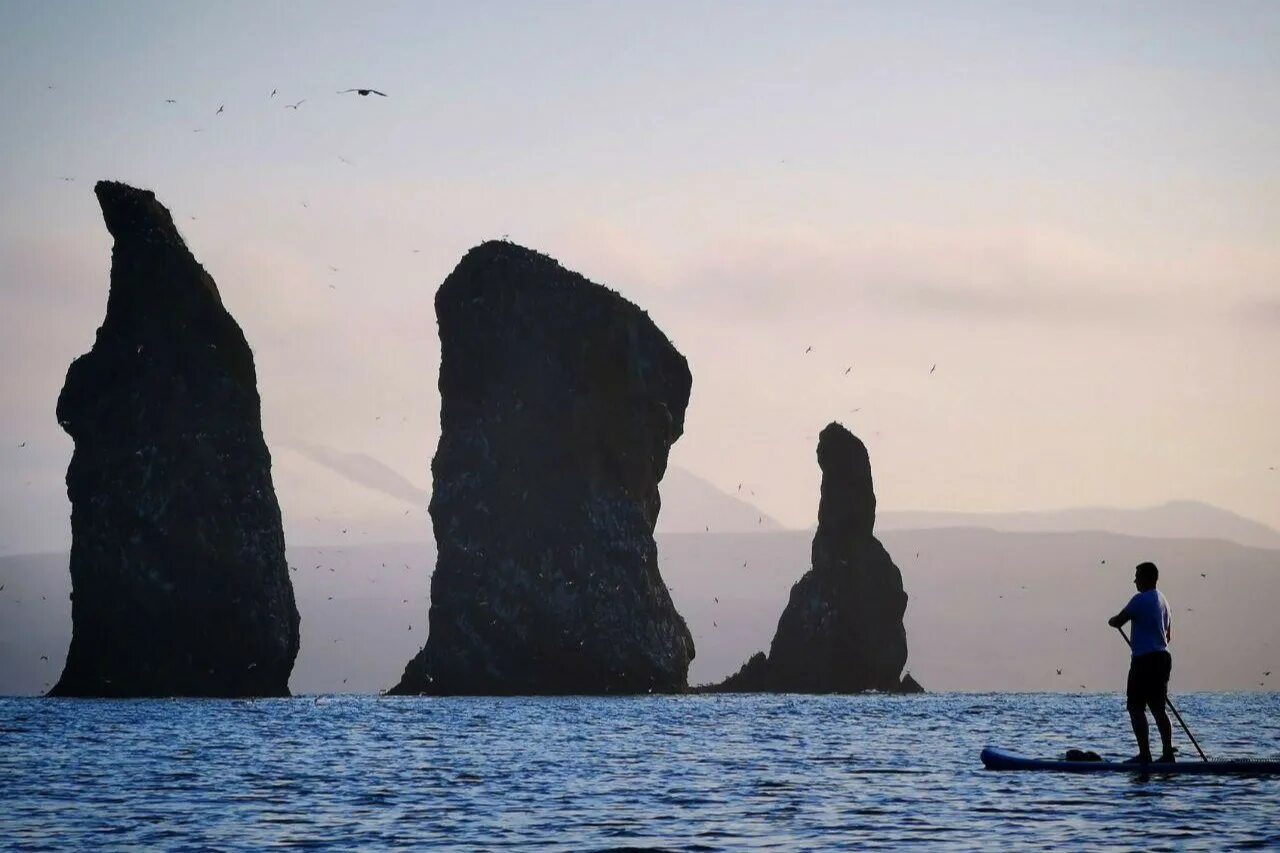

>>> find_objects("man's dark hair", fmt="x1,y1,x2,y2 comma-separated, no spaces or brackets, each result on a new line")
1136,561,1159,586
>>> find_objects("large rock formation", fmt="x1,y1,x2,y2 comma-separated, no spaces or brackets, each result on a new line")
716,423,920,693
391,241,694,695
50,181,298,697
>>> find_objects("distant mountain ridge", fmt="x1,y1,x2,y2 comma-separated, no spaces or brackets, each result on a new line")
276,442,1277,548
876,500,1280,551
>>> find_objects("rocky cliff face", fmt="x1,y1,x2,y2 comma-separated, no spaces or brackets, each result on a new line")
716,423,920,693
50,180,298,697
391,241,694,695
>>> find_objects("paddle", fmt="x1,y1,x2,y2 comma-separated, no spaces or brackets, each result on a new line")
1116,626,1209,762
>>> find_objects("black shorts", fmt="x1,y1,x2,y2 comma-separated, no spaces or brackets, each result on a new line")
1127,651,1172,707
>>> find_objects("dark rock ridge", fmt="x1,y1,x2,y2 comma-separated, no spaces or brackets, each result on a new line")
391,240,694,695
50,180,298,697
714,423,921,693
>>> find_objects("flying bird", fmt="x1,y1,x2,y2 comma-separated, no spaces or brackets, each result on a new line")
270,89,277,98
216,105,224,115
804,346,813,354
930,364,937,374
285,99,305,109
844,366,852,375
56,177,74,182
340,88,387,97
337,155,354,165
18,442,25,448
165,99,177,104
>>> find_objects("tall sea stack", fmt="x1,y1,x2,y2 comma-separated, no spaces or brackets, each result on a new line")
50,181,298,697
391,241,694,695
717,423,920,693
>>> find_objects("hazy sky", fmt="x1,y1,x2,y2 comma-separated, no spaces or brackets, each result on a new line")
2,1,1278,553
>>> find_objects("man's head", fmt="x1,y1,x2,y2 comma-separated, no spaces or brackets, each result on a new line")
1134,561,1159,591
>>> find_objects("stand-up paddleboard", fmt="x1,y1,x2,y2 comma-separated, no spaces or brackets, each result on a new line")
982,747,1280,775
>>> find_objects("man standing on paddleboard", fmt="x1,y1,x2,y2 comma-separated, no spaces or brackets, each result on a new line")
1108,561,1175,764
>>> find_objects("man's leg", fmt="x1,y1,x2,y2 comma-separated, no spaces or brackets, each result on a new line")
1148,698,1173,759
1127,697,1151,760
1126,661,1151,761
1149,652,1174,760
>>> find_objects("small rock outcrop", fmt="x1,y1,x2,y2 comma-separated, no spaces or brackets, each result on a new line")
50,181,298,697
716,423,919,693
391,241,694,695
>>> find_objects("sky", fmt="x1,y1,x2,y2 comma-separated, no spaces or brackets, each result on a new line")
1,1,1278,554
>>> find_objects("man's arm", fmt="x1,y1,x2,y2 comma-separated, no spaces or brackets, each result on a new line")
1108,607,1131,629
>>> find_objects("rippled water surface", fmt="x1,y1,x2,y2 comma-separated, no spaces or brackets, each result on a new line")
2,693,1278,851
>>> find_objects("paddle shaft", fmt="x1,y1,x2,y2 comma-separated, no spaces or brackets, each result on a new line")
1117,626,1209,762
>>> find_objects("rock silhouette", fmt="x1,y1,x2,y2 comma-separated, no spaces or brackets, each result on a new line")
391,240,694,694
716,423,920,693
50,180,298,697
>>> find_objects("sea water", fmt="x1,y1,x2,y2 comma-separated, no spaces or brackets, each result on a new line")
2,693,1278,851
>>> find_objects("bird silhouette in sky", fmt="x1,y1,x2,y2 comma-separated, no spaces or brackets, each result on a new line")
165,98,176,104
1056,669,1062,675
216,105,224,115
56,177,74,182
804,346,813,354
930,363,937,374
340,88,387,97
844,366,852,375
18,441,25,448
285,99,305,109
270,89,277,98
